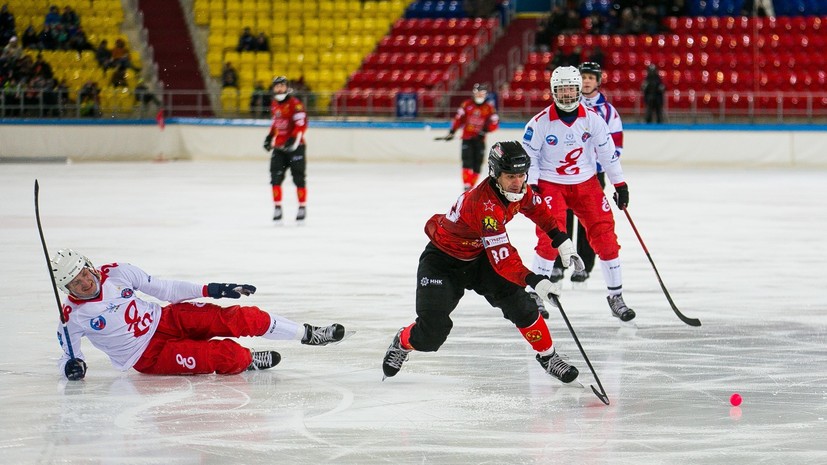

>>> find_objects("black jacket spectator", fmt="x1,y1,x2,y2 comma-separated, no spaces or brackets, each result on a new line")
237,27,255,52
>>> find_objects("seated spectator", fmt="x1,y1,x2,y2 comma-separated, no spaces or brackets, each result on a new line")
111,38,139,71
38,24,59,50
221,62,238,88
254,32,269,52
60,6,80,29
33,53,53,79
110,62,128,87
44,5,61,27
249,80,270,117
134,78,161,107
95,39,113,69
0,4,15,46
21,24,38,49
236,27,255,52
77,80,101,117
67,26,93,52
1,35,21,60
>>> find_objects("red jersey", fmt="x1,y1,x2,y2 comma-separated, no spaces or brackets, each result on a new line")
424,179,560,287
449,99,499,139
268,96,307,146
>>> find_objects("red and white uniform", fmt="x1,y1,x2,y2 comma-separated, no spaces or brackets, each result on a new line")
582,92,623,172
424,179,560,287
267,96,307,148
449,99,499,139
57,263,205,373
521,104,624,265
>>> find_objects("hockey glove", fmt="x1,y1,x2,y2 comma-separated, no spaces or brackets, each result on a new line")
526,273,561,305
263,134,273,152
207,283,257,299
557,238,586,272
613,183,629,210
280,137,297,152
65,358,87,381
444,130,455,141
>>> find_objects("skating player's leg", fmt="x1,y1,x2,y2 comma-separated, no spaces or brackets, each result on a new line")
270,151,289,221
289,144,307,221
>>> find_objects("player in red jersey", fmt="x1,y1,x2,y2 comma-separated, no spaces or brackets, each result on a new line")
442,83,500,191
381,141,584,383
263,76,308,223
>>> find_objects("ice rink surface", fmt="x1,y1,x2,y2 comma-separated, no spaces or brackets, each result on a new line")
1,160,825,464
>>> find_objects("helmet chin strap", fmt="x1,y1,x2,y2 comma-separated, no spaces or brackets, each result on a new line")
496,181,526,202
274,93,288,102
474,96,485,104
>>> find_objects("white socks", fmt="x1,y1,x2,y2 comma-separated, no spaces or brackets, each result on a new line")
261,314,302,340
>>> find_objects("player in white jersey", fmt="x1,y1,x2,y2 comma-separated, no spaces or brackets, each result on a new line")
51,249,346,380
521,66,635,322
550,61,625,284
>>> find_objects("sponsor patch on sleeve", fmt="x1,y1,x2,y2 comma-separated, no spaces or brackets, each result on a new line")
523,126,534,141
483,232,509,248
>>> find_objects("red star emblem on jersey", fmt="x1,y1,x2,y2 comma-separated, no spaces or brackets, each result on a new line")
483,200,495,211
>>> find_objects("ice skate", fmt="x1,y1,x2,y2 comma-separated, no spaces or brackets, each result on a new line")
247,350,281,371
382,328,411,380
301,323,345,346
535,350,578,383
273,205,283,222
528,290,550,319
608,294,636,322
296,206,306,222
550,267,564,282
570,270,589,282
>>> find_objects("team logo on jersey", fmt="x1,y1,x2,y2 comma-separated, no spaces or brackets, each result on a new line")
90,316,106,331
565,132,576,145
121,288,133,298
420,277,443,287
581,131,592,142
482,216,498,231
602,196,611,212
483,200,495,211
546,135,558,145
176,354,196,370
523,330,543,343
523,127,534,141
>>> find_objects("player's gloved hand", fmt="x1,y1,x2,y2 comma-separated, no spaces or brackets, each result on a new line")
444,131,455,141
613,182,629,210
556,238,585,272
281,137,297,152
64,358,87,381
263,134,273,152
207,283,257,299
534,279,561,304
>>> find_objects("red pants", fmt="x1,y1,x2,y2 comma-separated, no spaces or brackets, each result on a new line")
534,176,620,262
133,302,271,375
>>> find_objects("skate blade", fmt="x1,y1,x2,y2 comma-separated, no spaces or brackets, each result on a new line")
571,281,588,290
326,330,356,346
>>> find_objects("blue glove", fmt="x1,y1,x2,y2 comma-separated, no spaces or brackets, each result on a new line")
207,283,256,299
65,358,87,380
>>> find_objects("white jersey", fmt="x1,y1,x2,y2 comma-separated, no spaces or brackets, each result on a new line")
522,103,624,186
57,262,204,374
582,91,623,156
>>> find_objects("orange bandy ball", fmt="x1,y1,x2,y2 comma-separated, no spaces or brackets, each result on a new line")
730,393,742,406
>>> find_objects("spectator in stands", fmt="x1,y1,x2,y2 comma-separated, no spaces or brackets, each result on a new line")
21,24,39,49
95,39,114,69
1,76,22,116
640,5,663,35
1,35,21,59
221,62,238,88
254,32,269,52
134,78,162,110
111,38,140,71
641,64,665,124
237,27,255,52
68,26,93,52
249,80,271,117
33,53,53,80
110,62,128,88
0,4,15,46
38,24,59,51
44,5,61,27
78,80,101,117
618,6,643,35
60,6,80,29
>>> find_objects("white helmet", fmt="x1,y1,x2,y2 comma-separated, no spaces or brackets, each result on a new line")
550,66,582,112
51,248,95,294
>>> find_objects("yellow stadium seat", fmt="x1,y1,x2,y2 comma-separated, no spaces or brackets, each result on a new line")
258,17,273,32
349,18,364,33
272,20,288,35
194,7,210,25
211,16,227,31
224,51,241,65
345,0,361,18
302,52,319,67
270,35,287,49
333,17,348,32
272,52,289,66
239,52,256,68
226,17,243,32
253,52,271,70
317,34,334,51
289,35,304,49
304,17,320,33
226,1,242,16
303,34,319,50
